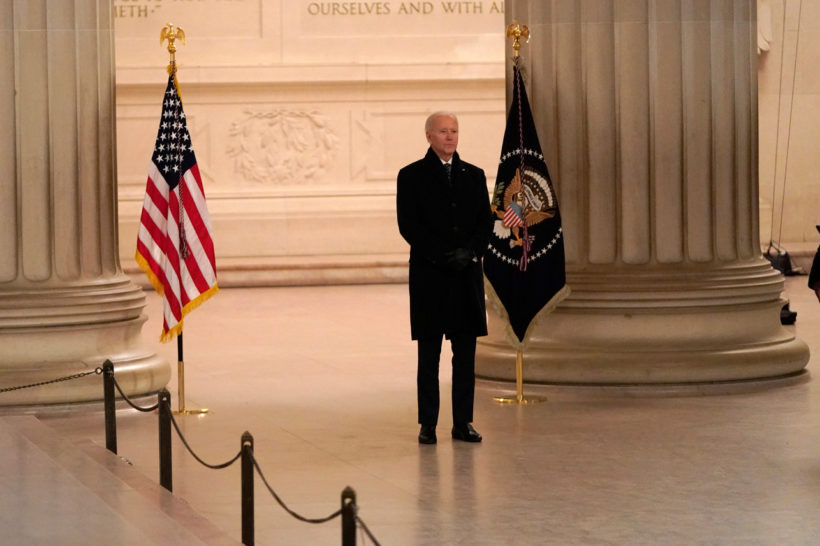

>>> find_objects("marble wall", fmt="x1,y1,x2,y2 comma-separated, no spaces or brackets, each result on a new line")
112,0,820,286
113,0,507,286
758,0,820,251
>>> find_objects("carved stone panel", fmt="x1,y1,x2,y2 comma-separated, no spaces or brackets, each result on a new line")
227,110,340,185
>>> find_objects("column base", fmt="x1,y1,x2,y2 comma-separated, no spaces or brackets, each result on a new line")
479,370,809,398
477,299,810,385
0,315,169,407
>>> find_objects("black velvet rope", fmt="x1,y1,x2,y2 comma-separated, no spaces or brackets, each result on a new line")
111,377,160,412
168,411,242,469
355,515,381,546
16,363,384,543
252,456,343,524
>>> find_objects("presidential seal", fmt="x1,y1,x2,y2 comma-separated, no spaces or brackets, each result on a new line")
491,166,556,248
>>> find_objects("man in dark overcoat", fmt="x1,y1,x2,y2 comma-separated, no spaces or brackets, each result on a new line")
396,111,492,444
809,226,820,302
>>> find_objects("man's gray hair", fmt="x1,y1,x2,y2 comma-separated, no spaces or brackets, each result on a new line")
425,111,458,133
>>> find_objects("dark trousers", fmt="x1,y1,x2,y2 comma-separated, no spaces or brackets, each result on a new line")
417,335,476,427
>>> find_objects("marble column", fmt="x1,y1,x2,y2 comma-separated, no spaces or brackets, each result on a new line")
0,1,168,406
476,0,809,384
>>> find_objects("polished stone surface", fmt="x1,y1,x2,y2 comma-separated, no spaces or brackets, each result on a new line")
20,275,820,544
0,415,238,545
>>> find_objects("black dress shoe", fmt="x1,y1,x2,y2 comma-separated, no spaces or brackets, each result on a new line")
451,423,482,442
418,425,437,444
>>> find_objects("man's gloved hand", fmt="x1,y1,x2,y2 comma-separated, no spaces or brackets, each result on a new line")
444,248,474,271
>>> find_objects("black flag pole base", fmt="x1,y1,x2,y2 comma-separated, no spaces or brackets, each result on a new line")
492,350,547,405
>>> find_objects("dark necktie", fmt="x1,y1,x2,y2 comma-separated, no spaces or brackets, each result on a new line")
443,162,451,182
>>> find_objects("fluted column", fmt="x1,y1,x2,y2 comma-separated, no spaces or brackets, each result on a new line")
477,0,809,384
0,1,168,406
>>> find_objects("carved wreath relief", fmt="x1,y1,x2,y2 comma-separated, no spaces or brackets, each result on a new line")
227,110,340,184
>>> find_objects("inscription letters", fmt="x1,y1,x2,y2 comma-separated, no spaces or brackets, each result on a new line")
115,0,503,19
305,1,503,16
114,0,247,19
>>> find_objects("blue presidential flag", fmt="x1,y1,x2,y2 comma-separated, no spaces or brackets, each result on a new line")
484,63,568,346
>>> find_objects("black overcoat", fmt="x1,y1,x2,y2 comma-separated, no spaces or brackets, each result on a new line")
397,148,492,340
810,226,820,290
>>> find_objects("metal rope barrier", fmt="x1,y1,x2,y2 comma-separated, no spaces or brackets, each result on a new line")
252,456,343,524
97,360,381,544
0,367,102,393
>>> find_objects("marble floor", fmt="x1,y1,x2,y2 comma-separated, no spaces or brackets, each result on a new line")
28,275,820,544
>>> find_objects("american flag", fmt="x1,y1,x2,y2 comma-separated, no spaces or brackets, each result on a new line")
135,73,218,342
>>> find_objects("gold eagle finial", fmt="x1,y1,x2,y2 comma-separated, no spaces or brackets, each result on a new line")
506,21,530,58
160,23,186,69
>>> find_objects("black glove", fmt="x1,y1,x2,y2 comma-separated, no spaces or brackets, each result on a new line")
444,248,473,271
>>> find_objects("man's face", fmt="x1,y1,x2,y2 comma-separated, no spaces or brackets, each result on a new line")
426,115,458,161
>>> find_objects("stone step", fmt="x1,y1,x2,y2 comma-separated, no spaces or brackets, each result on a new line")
0,416,240,545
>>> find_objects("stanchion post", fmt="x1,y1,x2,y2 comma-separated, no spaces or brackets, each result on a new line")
158,389,173,492
341,486,357,546
241,431,254,546
102,360,117,454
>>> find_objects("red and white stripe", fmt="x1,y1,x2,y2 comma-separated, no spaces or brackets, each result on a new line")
503,207,524,228
136,162,217,342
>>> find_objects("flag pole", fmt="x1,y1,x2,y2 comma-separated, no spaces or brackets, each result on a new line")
161,22,208,416
515,350,523,403
492,21,546,406
493,349,546,404
175,331,208,414
177,332,186,413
